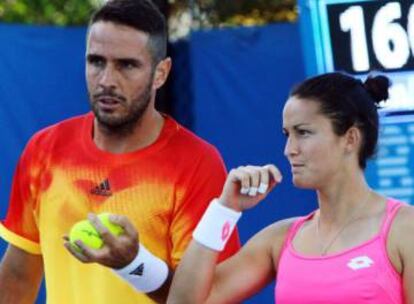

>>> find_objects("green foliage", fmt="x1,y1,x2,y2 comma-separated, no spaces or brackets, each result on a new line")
0,0,101,26
0,0,297,27
206,0,297,25
172,0,297,26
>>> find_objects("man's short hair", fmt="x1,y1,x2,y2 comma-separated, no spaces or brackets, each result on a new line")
90,0,167,65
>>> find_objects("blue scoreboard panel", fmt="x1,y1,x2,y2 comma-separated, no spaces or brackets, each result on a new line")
298,0,414,203
366,113,414,204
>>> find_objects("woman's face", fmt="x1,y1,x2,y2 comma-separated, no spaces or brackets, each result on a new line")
282,96,349,189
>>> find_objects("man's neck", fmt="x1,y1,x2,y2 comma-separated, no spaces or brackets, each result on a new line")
93,110,165,154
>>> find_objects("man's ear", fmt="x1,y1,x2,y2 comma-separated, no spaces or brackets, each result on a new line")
152,57,172,90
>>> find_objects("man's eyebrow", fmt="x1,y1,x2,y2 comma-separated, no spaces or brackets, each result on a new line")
86,54,105,61
116,58,142,66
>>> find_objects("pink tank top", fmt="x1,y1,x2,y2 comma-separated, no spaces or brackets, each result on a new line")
275,198,403,304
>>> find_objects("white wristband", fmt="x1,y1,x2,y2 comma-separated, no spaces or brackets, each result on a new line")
113,244,169,293
193,199,241,251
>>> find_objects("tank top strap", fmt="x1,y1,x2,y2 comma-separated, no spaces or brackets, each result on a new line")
282,212,316,251
380,198,404,237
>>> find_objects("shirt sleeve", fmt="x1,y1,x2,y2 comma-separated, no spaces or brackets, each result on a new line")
0,133,43,254
169,145,240,269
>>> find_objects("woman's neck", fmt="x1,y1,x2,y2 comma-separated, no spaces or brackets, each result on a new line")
316,170,372,227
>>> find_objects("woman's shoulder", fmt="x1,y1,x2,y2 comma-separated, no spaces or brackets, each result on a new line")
245,217,300,258
388,202,414,264
391,202,414,232
263,217,301,238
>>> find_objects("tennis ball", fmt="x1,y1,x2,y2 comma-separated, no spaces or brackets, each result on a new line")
98,213,124,236
69,220,102,252
69,213,124,252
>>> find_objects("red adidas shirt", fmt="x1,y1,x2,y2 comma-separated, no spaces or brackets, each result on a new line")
0,112,240,304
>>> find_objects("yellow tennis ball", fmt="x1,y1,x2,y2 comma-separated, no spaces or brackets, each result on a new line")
69,220,103,252
98,213,124,236
69,213,124,252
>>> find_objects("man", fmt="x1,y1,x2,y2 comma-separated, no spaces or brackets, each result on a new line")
0,1,240,303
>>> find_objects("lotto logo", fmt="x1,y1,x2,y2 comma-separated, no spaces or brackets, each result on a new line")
221,221,231,241
347,256,374,270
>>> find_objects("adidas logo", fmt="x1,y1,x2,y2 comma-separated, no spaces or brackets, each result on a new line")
130,263,144,276
90,179,112,196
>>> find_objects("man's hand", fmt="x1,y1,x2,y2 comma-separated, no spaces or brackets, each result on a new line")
63,214,138,269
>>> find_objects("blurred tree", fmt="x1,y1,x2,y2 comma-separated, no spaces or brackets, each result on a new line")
170,0,297,26
0,0,297,36
169,0,297,40
0,0,102,26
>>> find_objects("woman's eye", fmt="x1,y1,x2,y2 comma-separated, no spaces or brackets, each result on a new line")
298,129,310,136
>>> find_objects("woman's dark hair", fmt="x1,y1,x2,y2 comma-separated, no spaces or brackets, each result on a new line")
90,0,167,65
290,72,391,169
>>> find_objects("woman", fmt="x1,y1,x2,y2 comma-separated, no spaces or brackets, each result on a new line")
167,72,414,303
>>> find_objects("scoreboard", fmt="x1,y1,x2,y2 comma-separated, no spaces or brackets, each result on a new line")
298,0,414,203
365,113,414,204
306,1,414,71
299,0,414,109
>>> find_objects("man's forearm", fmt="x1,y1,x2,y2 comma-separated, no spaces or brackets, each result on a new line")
147,270,174,303
0,245,43,304
0,274,42,304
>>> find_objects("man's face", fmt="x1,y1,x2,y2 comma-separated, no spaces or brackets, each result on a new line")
86,21,155,131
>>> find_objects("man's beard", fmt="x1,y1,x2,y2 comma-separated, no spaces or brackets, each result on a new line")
90,81,152,135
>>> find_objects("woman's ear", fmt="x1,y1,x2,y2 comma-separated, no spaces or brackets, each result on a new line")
344,126,362,154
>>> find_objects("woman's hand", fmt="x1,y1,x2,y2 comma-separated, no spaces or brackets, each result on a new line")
218,164,282,212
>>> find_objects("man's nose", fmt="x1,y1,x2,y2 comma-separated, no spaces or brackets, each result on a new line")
99,65,118,89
